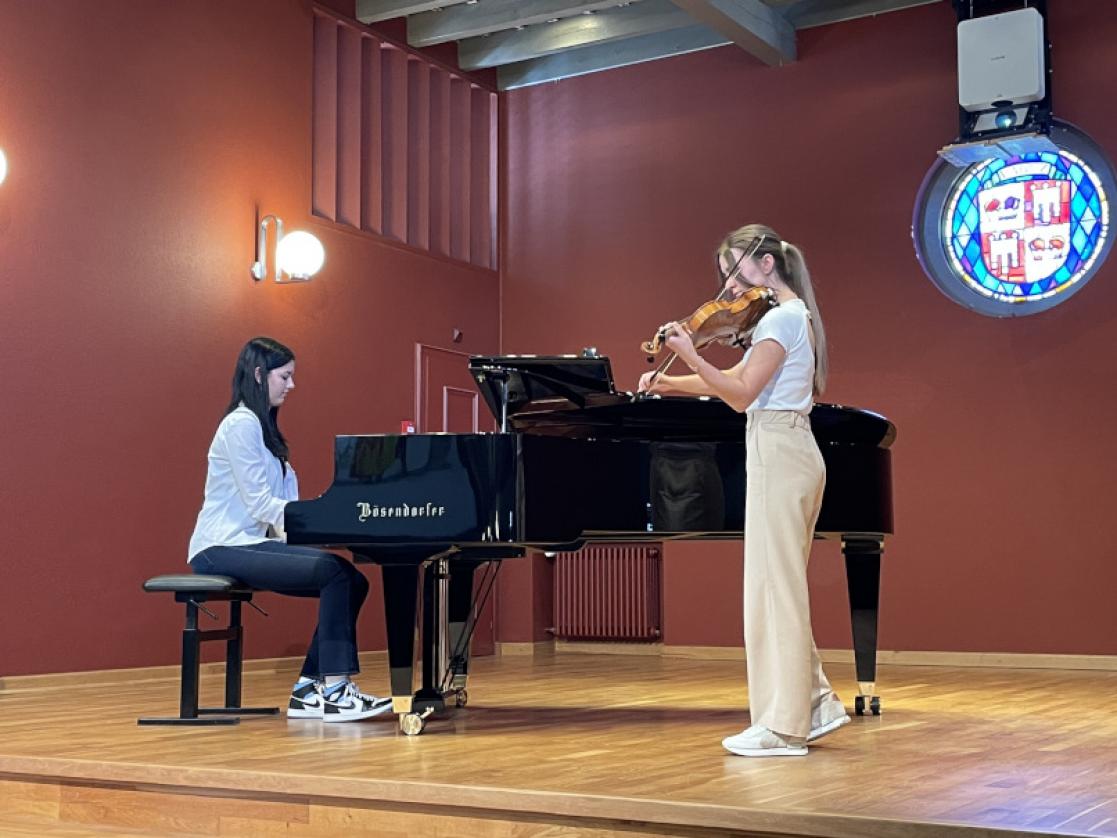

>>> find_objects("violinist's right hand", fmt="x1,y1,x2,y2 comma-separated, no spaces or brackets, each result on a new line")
638,370,667,395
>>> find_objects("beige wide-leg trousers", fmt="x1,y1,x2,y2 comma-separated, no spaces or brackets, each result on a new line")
744,409,834,740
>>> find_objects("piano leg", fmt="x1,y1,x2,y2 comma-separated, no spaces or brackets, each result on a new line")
446,560,481,706
378,550,521,736
379,559,472,735
842,538,883,716
414,558,450,715
380,564,424,716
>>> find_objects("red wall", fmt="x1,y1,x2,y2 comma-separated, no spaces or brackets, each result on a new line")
501,1,1117,655
0,0,500,676
3,0,1116,679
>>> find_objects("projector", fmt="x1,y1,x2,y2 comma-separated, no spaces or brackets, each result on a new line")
958,7,1045,113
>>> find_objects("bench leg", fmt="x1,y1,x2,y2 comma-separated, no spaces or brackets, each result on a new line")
181,601,201,717
224,600,243,709
139,600,240,726
201,599,277,718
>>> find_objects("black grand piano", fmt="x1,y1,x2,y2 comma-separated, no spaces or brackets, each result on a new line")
286,354,894,734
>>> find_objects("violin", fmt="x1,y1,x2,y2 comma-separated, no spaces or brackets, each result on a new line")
641,286,777,357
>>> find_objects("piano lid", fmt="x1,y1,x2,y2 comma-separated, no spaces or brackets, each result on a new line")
468,354,896,448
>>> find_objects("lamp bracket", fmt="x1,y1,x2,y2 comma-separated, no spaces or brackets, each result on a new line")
251,214,285,282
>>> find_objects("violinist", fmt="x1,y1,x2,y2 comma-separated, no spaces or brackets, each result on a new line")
637,224,849,757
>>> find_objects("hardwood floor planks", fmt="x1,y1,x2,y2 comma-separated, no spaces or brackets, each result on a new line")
0,651,1114,837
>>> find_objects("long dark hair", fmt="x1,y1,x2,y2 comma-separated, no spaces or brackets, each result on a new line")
226,336,295,467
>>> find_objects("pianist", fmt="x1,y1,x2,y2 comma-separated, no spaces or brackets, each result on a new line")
638,225,849,757
187,336,390,723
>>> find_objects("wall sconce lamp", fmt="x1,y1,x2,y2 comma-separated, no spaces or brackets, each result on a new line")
251,214,325,283
0,149,8,186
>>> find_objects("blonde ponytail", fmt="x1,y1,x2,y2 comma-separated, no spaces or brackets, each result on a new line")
717,224,828,395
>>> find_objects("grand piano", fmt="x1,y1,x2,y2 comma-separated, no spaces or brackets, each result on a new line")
285,353,895,734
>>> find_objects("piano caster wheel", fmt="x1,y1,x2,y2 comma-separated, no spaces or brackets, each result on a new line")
399,711,429,736
454,689,469,708
854,696,882,716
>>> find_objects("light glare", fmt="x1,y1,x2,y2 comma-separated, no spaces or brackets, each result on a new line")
276,231,325,279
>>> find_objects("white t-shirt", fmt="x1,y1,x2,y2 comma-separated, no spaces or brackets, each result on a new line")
187,405,299,561
743,298,815,414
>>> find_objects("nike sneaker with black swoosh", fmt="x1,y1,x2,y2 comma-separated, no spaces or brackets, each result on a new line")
322,680,392,722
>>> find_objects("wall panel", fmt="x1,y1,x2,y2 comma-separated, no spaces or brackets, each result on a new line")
312,10,497,269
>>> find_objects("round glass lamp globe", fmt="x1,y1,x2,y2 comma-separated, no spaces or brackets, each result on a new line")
276,230,325,279
0,149,8,186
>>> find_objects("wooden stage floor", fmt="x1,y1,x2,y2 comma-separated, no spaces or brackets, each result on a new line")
0,651,1115,837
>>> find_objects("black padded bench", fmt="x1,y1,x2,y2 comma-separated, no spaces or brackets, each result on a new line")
138,574,278,725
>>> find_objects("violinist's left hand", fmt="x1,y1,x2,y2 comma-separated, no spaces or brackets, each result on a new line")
664,323,700,370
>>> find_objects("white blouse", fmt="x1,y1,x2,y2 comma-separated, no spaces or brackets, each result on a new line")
187,405,298,561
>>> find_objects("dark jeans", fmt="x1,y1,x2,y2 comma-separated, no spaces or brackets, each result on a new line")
191,540,369,678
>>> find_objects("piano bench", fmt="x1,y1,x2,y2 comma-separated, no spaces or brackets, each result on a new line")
137,574,279,726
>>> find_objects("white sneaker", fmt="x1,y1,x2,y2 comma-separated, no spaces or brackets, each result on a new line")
347,681,380,704
322,681,392,723
722,725,808,757
808,694,850,742
287,680,325,719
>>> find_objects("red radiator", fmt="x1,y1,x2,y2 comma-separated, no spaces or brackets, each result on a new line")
552,545,662,641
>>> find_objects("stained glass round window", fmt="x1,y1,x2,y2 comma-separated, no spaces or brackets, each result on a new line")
913,121,1115,317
